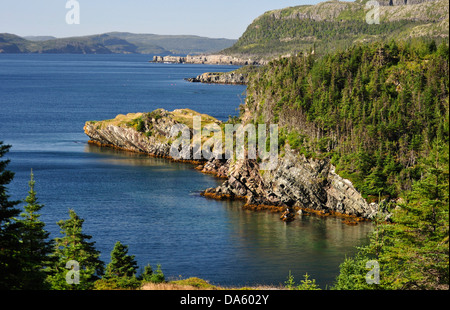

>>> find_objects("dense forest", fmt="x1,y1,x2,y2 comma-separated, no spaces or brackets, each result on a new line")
245,39,448,200
242,39,449,289
224,17,426,58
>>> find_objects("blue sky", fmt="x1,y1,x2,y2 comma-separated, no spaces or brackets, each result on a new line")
0,0,325,39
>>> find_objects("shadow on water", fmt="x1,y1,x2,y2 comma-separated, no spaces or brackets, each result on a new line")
84,143,188,168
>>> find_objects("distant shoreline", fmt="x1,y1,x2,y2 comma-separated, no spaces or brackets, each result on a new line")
151,54,267,66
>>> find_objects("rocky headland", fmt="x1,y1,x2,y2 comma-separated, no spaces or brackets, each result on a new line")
84,108,388,224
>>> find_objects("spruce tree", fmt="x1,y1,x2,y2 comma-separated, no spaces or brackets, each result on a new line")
16,170,53,289
334,140,449,290
46,209,104,290
388,140,449,289
139,264,153,282
0,142,22,289
104,241,138,278
95,241,141,289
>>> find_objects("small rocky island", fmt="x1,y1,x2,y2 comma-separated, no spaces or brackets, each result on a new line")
84,108,386,224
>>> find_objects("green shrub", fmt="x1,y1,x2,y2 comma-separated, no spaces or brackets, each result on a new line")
284,271,321,290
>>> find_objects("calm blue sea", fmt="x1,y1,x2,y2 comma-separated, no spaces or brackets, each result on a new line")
0,54,372,288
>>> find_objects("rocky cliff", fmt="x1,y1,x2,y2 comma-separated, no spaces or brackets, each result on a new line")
84,108,220,161
151,54,267,66
84,108,385,224
84,112,172,157
201,145,381,223
221,0,449,59
377,0,436,6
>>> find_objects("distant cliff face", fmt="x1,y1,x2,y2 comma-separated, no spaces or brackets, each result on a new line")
84,108,385,223
377,0,435,6
222,0,449,59
151,55,266,66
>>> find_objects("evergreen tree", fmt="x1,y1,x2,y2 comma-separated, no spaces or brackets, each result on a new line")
104,241,138,278
149,264,165,284
139,264,153,282
95,241,141,289
46,209,104,290
334,140,449,290
16,170,53,289
0,142,22,289
385,140,449,289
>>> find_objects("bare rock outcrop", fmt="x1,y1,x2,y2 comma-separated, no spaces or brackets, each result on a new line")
84,111,174,157
186,72,248,85
152,54,266,66
201,145,385,222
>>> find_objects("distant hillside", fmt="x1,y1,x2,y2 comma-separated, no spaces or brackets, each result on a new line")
106,32,237,55
0,32,236,55
222,0,449,60
23,36,58,41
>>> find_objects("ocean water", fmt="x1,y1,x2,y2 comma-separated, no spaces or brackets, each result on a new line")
0,54,372,288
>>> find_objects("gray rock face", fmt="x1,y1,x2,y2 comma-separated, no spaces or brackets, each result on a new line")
203,145,385,220
84,111,175,157
152,54,266,66
85,123,172,156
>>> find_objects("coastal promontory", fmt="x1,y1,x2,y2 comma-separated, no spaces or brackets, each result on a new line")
84,108,383,224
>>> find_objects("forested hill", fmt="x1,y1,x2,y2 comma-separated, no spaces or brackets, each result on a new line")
222,0,449,60
0,32,236,55
243,40,449,202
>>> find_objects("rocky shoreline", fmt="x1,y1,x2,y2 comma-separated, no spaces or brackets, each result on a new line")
84,108,389,224
151,54,267,66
